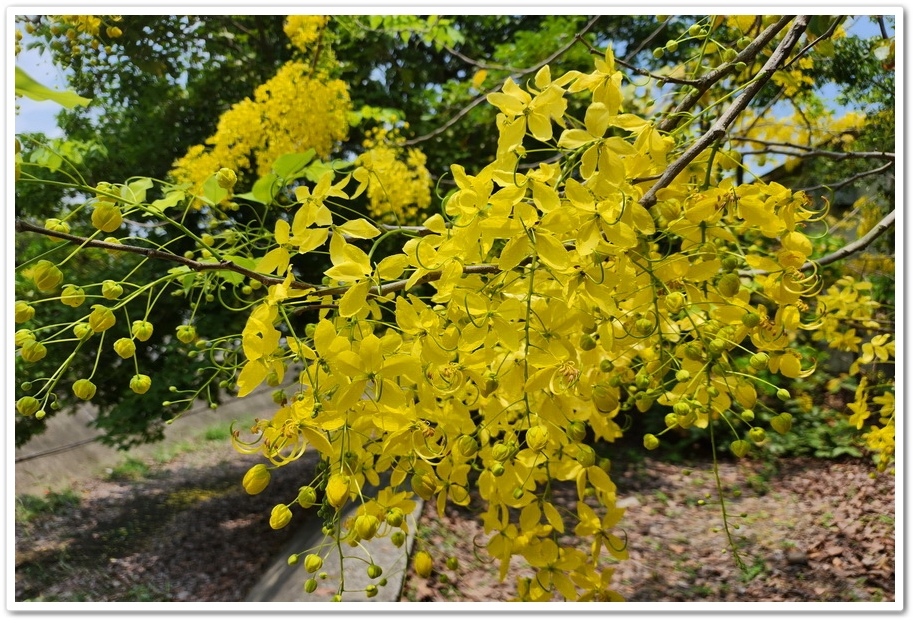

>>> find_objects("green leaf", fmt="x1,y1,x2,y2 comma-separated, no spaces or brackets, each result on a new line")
202,174,228,206
272,150,316,180
15,67,91,108
121,178,154,204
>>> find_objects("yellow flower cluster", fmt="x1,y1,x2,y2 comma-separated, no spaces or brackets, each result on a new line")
284,15,330,52
56,15,104,36
355,125,431,223
171,61,350,199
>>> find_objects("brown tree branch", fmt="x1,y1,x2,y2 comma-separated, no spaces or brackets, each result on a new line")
640,16,811,211
14,220,317,291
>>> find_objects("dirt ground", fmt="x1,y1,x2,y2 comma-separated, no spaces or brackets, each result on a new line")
14,439,895,604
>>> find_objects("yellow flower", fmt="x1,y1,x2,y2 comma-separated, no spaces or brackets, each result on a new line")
88,305,116,333
113,337,136,358
326,473,351,509
413,550,433,578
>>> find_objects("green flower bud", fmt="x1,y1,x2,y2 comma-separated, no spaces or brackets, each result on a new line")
675,369,691,383
446,556,459,571
31,260,63,292
297,485,317,508
599,359,614,373
525,425,549,452
770,412,793,435
730,439,751,458
748,427,767,443
101,280,124,300
91,201,123,233
131,320,153,342
411,471,437,500
491,442,512,462
643,434,660,450
354,515,380,540
776,388,791,401
579,333,597,351
634,318,655,337
455,434,479,457
216,167,237,190
365,584,378,598
664,413,678,428
20,339,47,362
741,311,761,328
176,324,197,344
390,531,406,547
16,396,41,416
269,504,292,530
386,508,404,527
304,554,323,573
15,301,36,324
73,322,92,340
368,564,383,579
72,379,97,400
567,420,587,443
88,305,116,333
129,374,151,395
708,338,726,357
664,291,685,313
749,352,769,369
43,218,71,238
60,284,85,308
243,464,271,495
114,337,136,359
490,461,505,476
577,445,597,467
287,554,299,566
739,409,755,422
303,578,318,593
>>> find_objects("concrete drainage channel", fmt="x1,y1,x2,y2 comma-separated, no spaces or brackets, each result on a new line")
246,492,425,602
15,383,424,603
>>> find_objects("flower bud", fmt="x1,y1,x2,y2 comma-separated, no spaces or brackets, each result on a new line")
60,284,86,308
297,485,317,508
16,396,41,416
455,434,479,457
491,442,512,462
176,324,197,344
664,291,685,313
15,301,36,324
414,551,433,579
577,445,597,467
32,260,63,292
579,333,597,351
354,514,380,540
303,578,318,593
131,320,154,342
269,504,292,529
770,412,793,435
525,425,549,452
730,439,751,458
567,420,587,443
748,427,767,443
391,531,406,547
367,564,383,579
365,584,378,598
446,556,459,571
72,379,97,400
243,464,271,495
43,218,71,238
91,201,122,232
490,461,505,476
386,508,404,527
675,369,691,382
411,470,437,500
304,554,323,573
216,167,237,189
741,312,761,328
643,434,660,450
326,473,351,509
114,337,136,358
101,280,124,300
73,322,92,340
20,339,48,363
129,374,152,395
776,388,791,401
88,305,116,333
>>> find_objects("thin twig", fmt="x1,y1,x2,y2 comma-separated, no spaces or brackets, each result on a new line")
400,15,601,147
798,160,894,193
